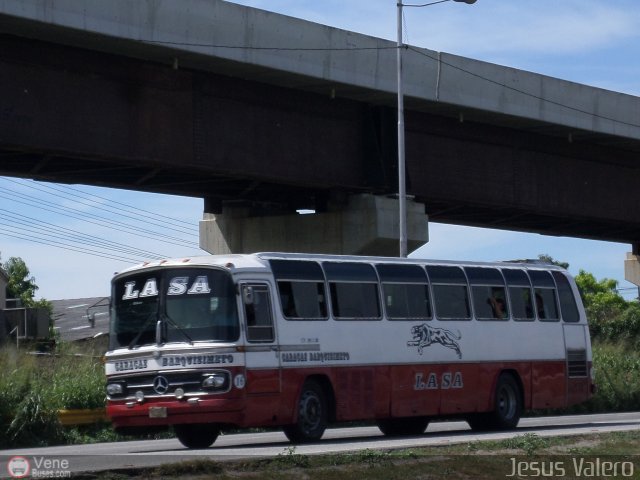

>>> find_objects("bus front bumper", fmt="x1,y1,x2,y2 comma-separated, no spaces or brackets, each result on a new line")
107,396,245,427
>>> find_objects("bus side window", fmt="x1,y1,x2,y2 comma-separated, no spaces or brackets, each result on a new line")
269,259,328,321
552,272,580,322
466,267,508,320
244,284,275,342
376,264,431,320
329,282,380,319
502,269,535,321
426,266,471,320
323,262,381,320
383,283,431,320
529,271,560,321
277,281,327,320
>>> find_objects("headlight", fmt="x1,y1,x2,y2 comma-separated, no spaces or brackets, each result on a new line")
107,383,124,396
202,373,227,389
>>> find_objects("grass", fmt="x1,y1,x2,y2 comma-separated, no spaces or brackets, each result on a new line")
553,342,640,415
72,431,640,480
0,342,108,448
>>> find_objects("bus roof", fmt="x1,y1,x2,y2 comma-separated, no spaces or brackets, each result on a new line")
113,252,567,279
113,254,270,278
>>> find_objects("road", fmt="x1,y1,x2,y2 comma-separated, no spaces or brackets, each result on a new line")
1,412,639,476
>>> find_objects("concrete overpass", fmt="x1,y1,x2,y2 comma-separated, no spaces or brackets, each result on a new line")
1,0,640,277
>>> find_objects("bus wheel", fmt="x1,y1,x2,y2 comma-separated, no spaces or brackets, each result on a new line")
471,373,522,431
377,417,429,437
493,373,522,429
175,423,220,449
283,380,328,443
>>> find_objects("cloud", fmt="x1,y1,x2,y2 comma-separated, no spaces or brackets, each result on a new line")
230,0,640,58
399,1,640,57
412,223,636,300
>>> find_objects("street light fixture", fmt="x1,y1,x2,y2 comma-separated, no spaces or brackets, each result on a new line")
397,0,477,258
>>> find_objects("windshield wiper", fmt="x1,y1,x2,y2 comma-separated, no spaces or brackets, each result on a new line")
161,312,194,345
127,312,158,349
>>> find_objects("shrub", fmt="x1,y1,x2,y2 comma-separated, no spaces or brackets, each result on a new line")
592,342,640,411
589,303,640,348
0,343,106,448
559,342,640,415
7,390,65,447
0,347,62,447
48,351,106,410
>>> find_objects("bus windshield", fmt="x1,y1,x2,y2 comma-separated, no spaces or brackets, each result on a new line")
109,267,239,349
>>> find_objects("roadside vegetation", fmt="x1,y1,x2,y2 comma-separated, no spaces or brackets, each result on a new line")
75,431,640,480
0,341,109,448
571,266,640,413
1,254,639,450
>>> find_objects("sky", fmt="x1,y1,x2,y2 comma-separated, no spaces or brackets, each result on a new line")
2,0,640,301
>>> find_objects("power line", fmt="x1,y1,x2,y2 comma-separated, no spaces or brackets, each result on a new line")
5,178,198,238
405,45,640,130
0,177,207,266
1,230,143,264
142,39,396,52
0,187,199,250
404,1,451,6
0,209,168,259
50,182,197,230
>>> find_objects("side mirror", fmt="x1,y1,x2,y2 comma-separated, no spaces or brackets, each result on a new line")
242,285,254,305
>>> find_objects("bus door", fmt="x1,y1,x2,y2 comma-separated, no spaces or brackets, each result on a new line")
241,283,282,403
562,324,590,404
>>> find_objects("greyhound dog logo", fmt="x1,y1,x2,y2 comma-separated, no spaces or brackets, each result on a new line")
407,323,462,359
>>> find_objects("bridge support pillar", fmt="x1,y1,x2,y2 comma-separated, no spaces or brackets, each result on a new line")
625,243,640,299
199,194,428,256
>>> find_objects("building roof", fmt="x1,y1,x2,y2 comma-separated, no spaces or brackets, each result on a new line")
51,297,109,342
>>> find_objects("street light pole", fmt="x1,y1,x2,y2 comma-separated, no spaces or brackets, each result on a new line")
397,2,407,258
396,0,476,258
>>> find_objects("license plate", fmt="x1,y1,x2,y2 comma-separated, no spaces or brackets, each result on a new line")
149,407,167,418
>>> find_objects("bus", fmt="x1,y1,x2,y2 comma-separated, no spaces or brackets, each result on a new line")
105,252,594,448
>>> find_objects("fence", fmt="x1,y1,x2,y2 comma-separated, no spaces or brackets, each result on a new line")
0,307,50,345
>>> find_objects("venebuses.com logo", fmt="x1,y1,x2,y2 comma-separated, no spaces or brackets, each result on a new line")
6,455,71,478
6,457,30,478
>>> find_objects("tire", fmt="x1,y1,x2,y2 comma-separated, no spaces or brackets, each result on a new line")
469,373,522,431
493,373,522,429
377,417,429,437
175,423,220,449
283,380,328,443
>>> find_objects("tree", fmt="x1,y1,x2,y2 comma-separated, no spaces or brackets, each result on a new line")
537,254,569,270
4,257,38,304
575,269,629,340
510,254,569,269
574,270,627,314
1,254,52,313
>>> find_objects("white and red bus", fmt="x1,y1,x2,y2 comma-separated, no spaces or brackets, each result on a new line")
105,253,594,448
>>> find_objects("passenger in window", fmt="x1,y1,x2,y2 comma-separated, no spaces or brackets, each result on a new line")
489,295,508,319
